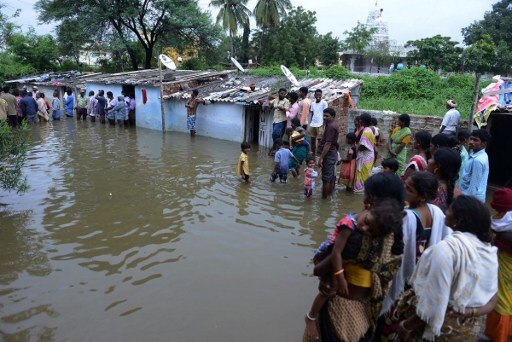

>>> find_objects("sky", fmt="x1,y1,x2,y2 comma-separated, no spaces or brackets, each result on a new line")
4,0,497,45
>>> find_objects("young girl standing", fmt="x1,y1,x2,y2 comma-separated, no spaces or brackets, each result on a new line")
304,157,318,198
339,132,357,191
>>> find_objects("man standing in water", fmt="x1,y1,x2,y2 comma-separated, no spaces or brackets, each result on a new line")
76,89,88,121
96,90,107,124
317,108,339,199
185,89,205,137
308,89,328,156
268,88,290,145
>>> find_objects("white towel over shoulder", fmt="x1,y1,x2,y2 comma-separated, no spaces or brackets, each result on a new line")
410,231,498,340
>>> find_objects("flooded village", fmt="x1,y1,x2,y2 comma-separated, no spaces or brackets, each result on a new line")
1,0,512,341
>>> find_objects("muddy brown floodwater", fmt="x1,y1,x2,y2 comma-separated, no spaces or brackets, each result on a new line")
0,120,364,341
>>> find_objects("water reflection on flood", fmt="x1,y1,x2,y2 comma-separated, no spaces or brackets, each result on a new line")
0,120,364,341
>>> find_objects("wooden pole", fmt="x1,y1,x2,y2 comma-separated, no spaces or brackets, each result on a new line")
468,72,481,132
159,58,165,132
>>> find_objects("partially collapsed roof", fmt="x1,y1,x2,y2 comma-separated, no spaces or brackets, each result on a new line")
163,75,363,105
7,69,363,105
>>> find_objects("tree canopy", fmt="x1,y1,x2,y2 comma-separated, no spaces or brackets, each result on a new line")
253,6,318,67
405,35,463,72
36,0,224,70
341,22,376,54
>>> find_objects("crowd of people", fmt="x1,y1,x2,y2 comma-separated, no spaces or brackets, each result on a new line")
0,85,136,127
236,90,510,341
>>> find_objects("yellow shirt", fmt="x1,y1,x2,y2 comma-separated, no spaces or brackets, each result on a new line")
237,152,250,177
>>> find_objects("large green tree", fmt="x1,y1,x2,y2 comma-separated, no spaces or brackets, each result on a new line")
342,22,376,54
253,6,318,67
318,32,340,66
37,0,222,70
5,28,59,72
341,22,376,72
462,0,512,75
462,34,497,130
210,0,251,60
253,0,291,61
405,35,463,72
366,40,391,73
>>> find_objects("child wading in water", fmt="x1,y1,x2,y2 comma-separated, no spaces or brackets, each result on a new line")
304,157,318,198
271,140,298,183
236,142,251,183
304,196,403,340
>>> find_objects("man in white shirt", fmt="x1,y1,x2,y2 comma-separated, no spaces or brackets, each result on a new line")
440,100,460,136
308,89,328,156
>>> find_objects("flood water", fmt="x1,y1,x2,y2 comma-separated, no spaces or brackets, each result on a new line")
0,120,364,341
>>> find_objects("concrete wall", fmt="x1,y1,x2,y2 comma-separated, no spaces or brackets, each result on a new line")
135,85,163,131
165,99,245,143
134,85,246,143
339,109,468,143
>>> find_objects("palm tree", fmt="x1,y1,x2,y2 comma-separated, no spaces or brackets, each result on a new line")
210,0,251,60
253,0,291,59
253,0,290,29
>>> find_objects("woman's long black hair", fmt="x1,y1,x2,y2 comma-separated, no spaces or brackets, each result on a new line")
415,130,432,161
433,147,461,206
450,196,492,243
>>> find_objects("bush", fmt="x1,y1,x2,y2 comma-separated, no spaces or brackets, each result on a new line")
182,57,209,71
363,68,442,100
0,120,30,193
324,65,353,79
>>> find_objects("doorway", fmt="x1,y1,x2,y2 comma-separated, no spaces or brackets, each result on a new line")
244,105,260,144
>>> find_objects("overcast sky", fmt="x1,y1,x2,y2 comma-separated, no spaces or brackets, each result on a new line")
4,0,496,45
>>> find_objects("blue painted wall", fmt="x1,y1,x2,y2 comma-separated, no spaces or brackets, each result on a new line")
165,99,245,143
135,85,163,131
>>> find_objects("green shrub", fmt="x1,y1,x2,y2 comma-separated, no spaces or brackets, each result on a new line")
324,65,353,79
182,57,208,71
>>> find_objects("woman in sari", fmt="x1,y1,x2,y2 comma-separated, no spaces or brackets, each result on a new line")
388,114,412,175
485,188,512,342
353,114,375,193
376,172,451,340
354,116,363,143
396,196,498,341
401,130,431,180
304,172,405,342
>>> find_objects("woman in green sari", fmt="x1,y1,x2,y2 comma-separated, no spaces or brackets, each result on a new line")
388,114,412,175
